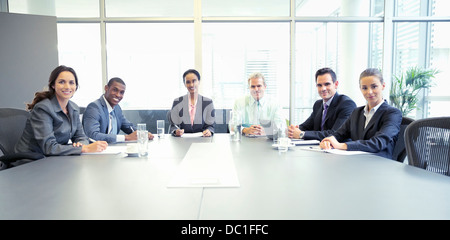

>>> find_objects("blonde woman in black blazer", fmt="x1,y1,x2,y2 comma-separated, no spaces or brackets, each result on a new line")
320,68,402,159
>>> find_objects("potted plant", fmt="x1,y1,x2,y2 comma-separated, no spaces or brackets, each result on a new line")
389,66,439,117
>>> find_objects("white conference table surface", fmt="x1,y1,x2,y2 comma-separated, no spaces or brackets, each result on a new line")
1,133,450,220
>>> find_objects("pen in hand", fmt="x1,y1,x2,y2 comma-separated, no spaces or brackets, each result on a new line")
89,138,97,143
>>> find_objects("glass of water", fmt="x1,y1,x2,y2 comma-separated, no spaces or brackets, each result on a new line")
229,110,241,142
137,123,146,131
157,120,165,139
137,130,149,157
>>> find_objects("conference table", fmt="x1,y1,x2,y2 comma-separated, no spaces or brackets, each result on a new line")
1,133,450,220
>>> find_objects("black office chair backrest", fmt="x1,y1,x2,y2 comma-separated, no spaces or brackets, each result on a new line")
0,108,30,155
404,117,450,176
392,116,414,162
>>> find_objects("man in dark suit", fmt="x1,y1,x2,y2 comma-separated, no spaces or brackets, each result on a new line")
82,77,154,143
288,68,356,141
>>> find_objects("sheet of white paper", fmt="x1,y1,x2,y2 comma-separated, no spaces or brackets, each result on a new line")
167,143,240,188
82,146,126,155
300,146,373,155
180,132,204,138
291,139,320,145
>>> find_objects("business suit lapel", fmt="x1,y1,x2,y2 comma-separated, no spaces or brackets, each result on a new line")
362,102,387,138
324,93,340,123
313,101,323,131
182,94,193,131
356,108,366,139
99,97,111,133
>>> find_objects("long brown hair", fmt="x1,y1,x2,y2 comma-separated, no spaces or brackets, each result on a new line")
26,65,79,111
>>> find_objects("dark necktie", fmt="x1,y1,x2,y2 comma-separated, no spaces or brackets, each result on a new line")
321,103,328,131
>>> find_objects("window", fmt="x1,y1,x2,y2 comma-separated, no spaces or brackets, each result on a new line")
6,0,450,120
8,0,99,17
203,0,290,17
105,0,193,17
106,23,194,109
202,23,290,121
294,22,383,124
57,23,103,107
296,0,384,17
393,0,450,118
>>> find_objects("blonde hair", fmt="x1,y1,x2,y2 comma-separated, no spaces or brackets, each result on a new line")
247,72,266,86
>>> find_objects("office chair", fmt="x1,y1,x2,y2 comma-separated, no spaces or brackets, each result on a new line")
0,108,44,170
392,116,414,163
404,117,450,176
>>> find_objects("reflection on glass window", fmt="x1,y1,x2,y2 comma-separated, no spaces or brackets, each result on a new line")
428,22,450,117
294,22,382,125
202,0,289,17
106,23,194,109
57,23,102,107
296,0,384,17
396,0,450,17
8,0,99,17
105,0,193,17
202,23,290,118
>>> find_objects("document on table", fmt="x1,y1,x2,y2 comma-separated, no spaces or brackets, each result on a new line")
291,139,320,145
180,132,204,138
167,142,240,188
300,146,373,155
82,145,126,155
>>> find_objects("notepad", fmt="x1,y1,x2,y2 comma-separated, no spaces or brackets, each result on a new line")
167,143,240,188
291,139,320,145
300,146,373,155
81,146,126,155
180,132,204,138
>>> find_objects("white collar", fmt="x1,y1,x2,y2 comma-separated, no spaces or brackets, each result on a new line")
364,99,384,114
103,95,114,113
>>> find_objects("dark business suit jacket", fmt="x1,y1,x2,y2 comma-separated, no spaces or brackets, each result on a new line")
332,101,402,159
15,96,88,156
82,95,134,143
168,94,215,135
299,92,356,140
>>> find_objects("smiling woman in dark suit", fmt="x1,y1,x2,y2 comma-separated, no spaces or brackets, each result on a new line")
168,69,215,137
15,65,108,156
320,68,402,159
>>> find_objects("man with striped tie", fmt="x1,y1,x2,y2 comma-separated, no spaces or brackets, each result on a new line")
288,68,356,141
82,77,154,143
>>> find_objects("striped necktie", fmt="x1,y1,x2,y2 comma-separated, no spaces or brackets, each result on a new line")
321,103,328,131
109,111,117,134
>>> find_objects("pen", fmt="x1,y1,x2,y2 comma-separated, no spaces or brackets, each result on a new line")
130,126,135,131
89,138,97,142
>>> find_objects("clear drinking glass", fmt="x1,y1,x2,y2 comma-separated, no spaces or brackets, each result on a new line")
137,123,148,157
137,123,146,131
157,120,165,139
137,130,149,157
278,137,290,153
229,110,241,142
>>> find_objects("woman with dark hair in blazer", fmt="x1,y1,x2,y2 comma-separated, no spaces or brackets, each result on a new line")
320,68,402,159
15,65,108,156
168,69,215,137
